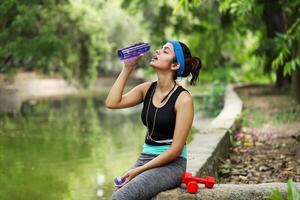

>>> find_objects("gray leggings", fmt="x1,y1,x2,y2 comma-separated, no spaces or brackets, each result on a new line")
110,153,187,200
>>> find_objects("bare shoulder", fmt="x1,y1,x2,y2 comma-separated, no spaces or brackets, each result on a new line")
175,89,193,111
139,81,152,92
136,81,153,99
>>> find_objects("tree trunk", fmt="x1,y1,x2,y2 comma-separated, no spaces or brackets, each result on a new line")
289,25,300,103
275,65,290,89
262,0,291,89
291,67,300,104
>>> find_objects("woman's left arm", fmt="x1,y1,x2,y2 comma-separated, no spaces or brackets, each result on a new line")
120,91,194,186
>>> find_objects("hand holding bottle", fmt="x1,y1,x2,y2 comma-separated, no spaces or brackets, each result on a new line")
119,41,150,73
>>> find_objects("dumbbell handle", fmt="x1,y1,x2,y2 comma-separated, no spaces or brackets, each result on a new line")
184,176,215,188
190,177,207,183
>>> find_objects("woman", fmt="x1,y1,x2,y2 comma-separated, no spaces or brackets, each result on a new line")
106,40,202,200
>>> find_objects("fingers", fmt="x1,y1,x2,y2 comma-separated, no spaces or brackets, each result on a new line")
114,173,128,188
121,172,129,180
118,177,131,188
123,53,144,65
117,171,132,188
133,41,143,46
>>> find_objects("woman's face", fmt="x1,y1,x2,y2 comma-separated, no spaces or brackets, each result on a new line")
150,42,179,72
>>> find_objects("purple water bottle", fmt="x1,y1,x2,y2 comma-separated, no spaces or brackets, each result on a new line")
117,42,151,60
114,176,126,187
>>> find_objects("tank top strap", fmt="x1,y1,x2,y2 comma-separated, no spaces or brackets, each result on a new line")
143,81,157,103
167,85,190,107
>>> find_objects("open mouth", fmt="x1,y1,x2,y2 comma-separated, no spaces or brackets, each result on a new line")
151,55,158,61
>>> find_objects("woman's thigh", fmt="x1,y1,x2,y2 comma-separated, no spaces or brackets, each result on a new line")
110,157,186,200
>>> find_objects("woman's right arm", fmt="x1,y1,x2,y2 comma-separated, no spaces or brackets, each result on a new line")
105,52,151,109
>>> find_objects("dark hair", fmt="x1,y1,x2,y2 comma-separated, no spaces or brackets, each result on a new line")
172,41,202,86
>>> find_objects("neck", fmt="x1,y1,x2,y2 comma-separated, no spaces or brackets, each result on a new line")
156,74,176,94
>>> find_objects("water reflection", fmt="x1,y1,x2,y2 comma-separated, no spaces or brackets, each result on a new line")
0,96,146,200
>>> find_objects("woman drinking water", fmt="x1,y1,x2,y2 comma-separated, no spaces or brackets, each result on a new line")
105,40,202,200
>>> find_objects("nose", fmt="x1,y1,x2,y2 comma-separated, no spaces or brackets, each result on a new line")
155,47,162,54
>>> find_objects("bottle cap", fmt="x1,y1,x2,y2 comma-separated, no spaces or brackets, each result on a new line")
114,176,126,187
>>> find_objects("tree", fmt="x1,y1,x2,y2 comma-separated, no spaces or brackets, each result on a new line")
215,0,300,102
0,0,109,87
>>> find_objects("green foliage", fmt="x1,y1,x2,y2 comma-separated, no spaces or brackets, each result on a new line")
120,1,174,45
99,1,149,75
0,0,153,86
194,81,225,118
237,55,275,84
219,0,257,17
0,0,110,87
173,0,203,14
218,0,300,78
288,179,300,200
272,19,300,76
267,188,284,200
266,179,300,200
1,0,299,89
239,94,300,127
136,0,271,86
239,107,266,127
200,66,237,84
0,0,67,71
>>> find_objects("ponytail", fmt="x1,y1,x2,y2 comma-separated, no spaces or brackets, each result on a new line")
190,56,202,86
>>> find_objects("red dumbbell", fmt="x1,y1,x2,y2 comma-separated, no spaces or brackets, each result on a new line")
181,172,215,193
186,181,198,194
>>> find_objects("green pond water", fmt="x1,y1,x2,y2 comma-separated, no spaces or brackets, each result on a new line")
0,95,147,200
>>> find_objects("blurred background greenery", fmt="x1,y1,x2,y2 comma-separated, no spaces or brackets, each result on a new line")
1,0,299,100
1,0,300,199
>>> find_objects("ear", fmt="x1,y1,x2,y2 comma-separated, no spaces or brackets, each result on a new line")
171,62,180,71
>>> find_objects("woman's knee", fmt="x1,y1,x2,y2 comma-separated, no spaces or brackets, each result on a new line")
110,189,142,200
110,177,153,200
110,189,126,200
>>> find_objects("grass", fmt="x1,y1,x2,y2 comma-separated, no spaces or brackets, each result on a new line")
240,107,267,127
241,100,300,127
266,179,300,200
240,104,300,127
271,107,300,124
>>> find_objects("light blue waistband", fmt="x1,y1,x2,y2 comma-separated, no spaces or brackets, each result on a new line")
142,143,187,159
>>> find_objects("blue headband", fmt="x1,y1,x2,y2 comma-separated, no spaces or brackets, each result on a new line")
168,40,185,77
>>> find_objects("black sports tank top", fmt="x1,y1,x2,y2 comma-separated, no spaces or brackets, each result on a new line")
141,81,190,146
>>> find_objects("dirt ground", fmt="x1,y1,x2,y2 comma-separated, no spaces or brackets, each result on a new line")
218,84,300,184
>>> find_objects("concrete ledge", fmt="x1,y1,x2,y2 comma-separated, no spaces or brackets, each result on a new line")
209,84,243,130
153,183,300,200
